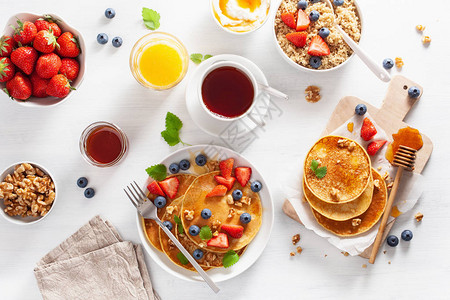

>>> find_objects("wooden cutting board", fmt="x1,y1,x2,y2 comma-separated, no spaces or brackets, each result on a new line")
282,75,433,258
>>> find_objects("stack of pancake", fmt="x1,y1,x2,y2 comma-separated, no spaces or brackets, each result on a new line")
303,136,388,237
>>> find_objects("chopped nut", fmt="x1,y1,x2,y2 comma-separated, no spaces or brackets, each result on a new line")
199,242,206,248
234,201,242,207
324,254,328,257
377,166,382,171
226,194,234,205
348,142,356,152
337,139,347,148
362,264,367,268
240,196,251,205
383,172,389,180
166,205,176,215
383,250,387,254
227,208,236,219
341,251,349,257
330,188,340,201
290,252,296,257
212,219,221,231
184,210,194,221
296,246,303,254
415,212,424,222
352,218,362,227
422,36,431,44
416,24,425,31
373,179,380,189
388,261,391,264
395,57,404,68
305,85,321,103
292,234,300,245
213,231,219,237
387,182,394,189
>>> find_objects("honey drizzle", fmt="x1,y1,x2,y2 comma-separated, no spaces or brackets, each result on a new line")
385,127,423,164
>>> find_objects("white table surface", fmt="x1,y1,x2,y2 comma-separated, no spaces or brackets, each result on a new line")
0,0,449,299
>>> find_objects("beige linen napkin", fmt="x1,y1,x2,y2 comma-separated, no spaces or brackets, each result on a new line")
34,216,159,300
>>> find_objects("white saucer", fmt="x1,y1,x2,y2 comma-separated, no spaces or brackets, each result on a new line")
186,54,271,138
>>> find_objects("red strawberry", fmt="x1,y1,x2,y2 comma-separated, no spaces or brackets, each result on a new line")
219,158,234,178
35,17,61,37
214,176,236,190
367,140,387,156
221,224,244,239
0,35,15,57
5,72,32,100
46,74,73,98
361,117,377,141
0,57,15,82
206,185,227,197
12,20,37,45
281,12,296,29
235,167,252,187
30,72,49,98
207,233,229,248
56,32,80,58
147,181,165,197
59,58,79,81
33,30,59,54
36,53,62,79
158,177,180,199
286,32,307,47
10,47,38,75
296,9,310,31
307,36,330,56
48,23,62,37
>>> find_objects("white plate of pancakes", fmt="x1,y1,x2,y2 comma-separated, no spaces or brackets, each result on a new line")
136,145,274,282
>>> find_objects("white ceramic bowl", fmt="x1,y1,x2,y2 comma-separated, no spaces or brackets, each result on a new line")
0,12,86,107
272,0,363,73
0,161,57,225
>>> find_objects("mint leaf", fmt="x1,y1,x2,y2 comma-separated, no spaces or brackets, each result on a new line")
199,226,212,240
161,112,190,147
161,128,180,146
166,112,183,131
176,252,189,265
204,54,213,60
190,53,203,64
142,8,160,30
315,166,327,179
145,164,167,181
174,215,184,234
310,159,319,172
223,250,239,268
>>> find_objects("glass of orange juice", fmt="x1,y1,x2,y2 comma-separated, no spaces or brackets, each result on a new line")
129,32,189,90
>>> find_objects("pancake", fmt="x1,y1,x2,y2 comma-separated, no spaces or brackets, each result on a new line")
181,171,262,253
311,169,387,237
303,173,374,221
304,135,371,204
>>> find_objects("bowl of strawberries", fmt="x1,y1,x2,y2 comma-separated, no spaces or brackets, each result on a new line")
0,12,85,107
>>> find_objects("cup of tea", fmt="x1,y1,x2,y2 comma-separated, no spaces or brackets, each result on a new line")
198,61,259,121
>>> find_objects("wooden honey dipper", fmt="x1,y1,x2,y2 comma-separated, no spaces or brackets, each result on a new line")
369,145,417,264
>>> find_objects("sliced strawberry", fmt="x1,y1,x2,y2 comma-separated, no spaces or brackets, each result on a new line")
296,9,310,31
221,224,244,239
219,158,234,178
158,177,179,199
206,185,227,197
286,32,307,48
207,233,229,248
367,140,387,156
361,117,377,141
214,176,236,190
307,36,330,56
235,167,252,187
281,12,296,29
147,181,165,197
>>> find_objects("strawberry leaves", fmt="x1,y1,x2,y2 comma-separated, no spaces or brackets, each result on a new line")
142,8,160,30
310,159,327,179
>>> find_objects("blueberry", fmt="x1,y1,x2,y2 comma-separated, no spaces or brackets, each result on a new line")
355,104,367,115
401,230,413,241
169,163,180,174
201,208,212,219
163,220,173,231
193,249,204,260
154,196,167,208
195,154,207,166
309,56,322,69
232,189,243,201
319,27,330,38
251,181,263,192
408,86,421,98
333,0,344,6
382,58,394,69
96,33,108,45
297,0,308,10
179,159,190,170
112,37,122,48
84,188,95,198
386,235,399,247
309,10,320,22
189,225,200,236
77,177,88,188
240,213,252,224
105,8,116,19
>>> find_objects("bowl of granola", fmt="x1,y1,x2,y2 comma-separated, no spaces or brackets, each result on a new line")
0,162,57,225
273,0,362,71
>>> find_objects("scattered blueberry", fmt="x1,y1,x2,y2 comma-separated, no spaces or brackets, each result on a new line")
169,163,180,174
309,10,320,22
193,249,204,260
201,208,212,219
84,188,95,198
105,8,116,19
251,181,262,192
179,159,190,170
408,86,421,98
154,196,167,208
386,235,399,247
382,58,394,69
318,27,330,38
195,154,207,166
309,56,322,69
401,230,413,241
355,104,367,115
163,220,173,231
77,177,88,188
240,213,252,224
189,225,200,236
96,33,108,45
232,189,243,201
297,0,308,10
112,36,122,48
333,0,344,6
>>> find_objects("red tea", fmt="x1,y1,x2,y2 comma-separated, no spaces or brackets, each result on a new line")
86,126,123,164
201,66,254,118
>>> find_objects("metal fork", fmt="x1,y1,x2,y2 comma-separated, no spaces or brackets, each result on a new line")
124,181,220,293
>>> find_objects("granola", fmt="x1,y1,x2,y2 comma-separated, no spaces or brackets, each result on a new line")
292,234,300,245
305,85,321,103
415,212,424,222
